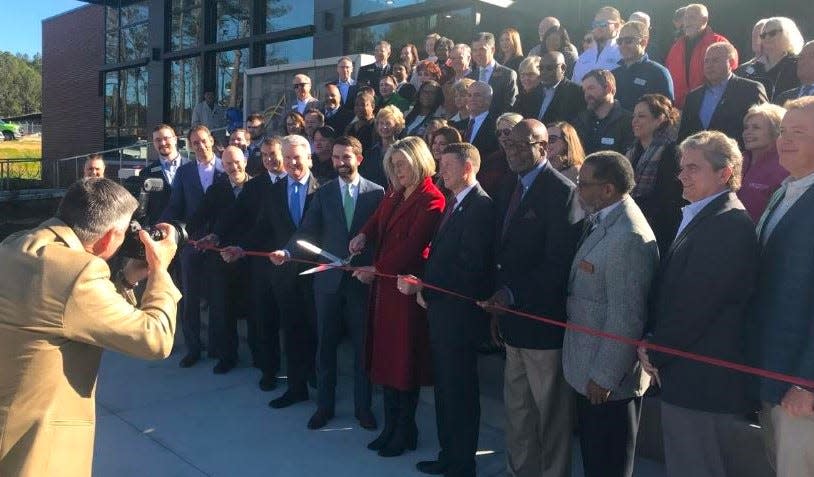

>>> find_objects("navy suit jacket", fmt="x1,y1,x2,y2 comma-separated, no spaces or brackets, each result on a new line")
160,160,226,226
290,176,384,294
754,186,814,404
467,63,519,115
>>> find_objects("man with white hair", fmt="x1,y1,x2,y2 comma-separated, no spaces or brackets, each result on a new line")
665,3,737,107
292,74,320,114
221,135,320,409
571,6,624,83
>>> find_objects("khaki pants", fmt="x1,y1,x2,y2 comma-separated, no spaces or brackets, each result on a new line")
760,402,814,477
504,345,574,477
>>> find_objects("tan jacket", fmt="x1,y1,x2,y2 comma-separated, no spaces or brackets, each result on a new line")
0,218,181,477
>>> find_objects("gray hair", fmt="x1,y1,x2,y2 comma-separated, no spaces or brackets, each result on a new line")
56,178,138,244
679,131,743,191
744,103,786,139
470,81,494,97
281,134,312,156
763,17,805,55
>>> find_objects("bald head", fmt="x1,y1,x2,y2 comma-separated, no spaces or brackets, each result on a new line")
798,41,814,84
506,119,548,173
513,119,548,143
221,145,247,182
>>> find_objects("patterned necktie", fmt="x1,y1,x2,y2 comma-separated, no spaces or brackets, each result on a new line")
464,119,475,142
342,183,355,229
290,183,302,225
576,214,599,250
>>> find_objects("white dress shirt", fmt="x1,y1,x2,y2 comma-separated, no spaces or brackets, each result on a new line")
675,189,729,237
761,171,814,242
196,159,217,192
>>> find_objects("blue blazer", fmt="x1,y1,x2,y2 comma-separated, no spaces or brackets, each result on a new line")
754,186,814,404
290,176,385,294
160,160,226,225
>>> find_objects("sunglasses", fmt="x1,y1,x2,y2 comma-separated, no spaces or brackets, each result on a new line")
760,29,783,40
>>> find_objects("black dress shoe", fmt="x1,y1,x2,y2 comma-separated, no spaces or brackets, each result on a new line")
268,390,309,409
416,460,447,475
307,408,335,429
355,410,378,430
212,360,235,374
179,352,200,368
258,373,277,391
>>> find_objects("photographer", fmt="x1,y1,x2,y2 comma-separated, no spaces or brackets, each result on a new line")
0,178,181,477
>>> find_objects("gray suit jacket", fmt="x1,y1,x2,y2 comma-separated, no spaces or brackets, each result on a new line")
562,195,658,400
289,176,385,294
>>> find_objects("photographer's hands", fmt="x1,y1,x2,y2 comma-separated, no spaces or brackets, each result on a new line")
139,223,177,272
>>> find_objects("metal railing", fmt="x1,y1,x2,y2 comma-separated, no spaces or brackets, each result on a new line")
54,140,151,188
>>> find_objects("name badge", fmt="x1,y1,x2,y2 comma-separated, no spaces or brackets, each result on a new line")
579,260,595,274
600,137,615,145
150,166,162,173
634,77,647,86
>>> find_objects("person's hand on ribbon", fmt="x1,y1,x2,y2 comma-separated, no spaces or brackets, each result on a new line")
349,233,367,255
396,275,423,295
352,265,376,284
194,233,219,251
219,246,246,263
269,250,288,266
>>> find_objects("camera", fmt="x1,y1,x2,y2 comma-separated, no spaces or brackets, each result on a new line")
118,177,188,260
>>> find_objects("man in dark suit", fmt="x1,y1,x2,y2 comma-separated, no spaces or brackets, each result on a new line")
573,69,634,155
480,119,581,477
143,124,183,226
161,125,226,368
773,40,814,106
467,32,518,115
639,130,758,477
245,113,267,177
677,42,768,146
323,83,355,135
221,135,319,409
187,146,251,375
515,52,585,124
330,56,359,110
270,136,384,431
214,137,287,391
357,40,393,96
398,142,495,477
461,81,499,157
753,97,814,476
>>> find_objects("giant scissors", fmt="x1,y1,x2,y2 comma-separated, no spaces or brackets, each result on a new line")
296,240,357,275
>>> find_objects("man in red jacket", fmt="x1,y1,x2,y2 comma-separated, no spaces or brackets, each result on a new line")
665,3,737,108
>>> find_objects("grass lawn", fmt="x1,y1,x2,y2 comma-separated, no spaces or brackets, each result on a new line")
0,136,42,180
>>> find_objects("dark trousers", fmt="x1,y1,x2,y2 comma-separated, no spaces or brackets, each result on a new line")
575,393,642,477
272,271,317,393
179,245,212,355
314,277,371,412
428,301,483,477
205,253,249,364
251,257,281,374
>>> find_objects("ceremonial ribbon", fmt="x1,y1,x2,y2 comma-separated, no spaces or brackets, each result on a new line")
189,239,814,390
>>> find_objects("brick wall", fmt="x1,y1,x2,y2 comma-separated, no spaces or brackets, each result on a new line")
42,4,105,187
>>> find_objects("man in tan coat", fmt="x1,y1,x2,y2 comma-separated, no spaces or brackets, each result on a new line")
0,178,182,477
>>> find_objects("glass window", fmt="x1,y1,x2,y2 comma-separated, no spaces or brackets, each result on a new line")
347,8,474,54
169,56,202,130
170,0,202,51
266,0,313,32
348,0,425,17
120,3,148,26
104,66,148,150
105,71,120,129
217,0,252,42
265,37,313,66
121,23,149,61
106,31,119,64
105,1,149,64
106,6,119,30
216,48,249,110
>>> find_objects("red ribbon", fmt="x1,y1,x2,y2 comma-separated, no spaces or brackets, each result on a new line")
190,240,814,390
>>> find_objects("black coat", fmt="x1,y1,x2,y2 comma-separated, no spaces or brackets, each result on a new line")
648,192,758,413
214,171,280,245
137,159,175,226
573,101,634,155
494,164,581,350
463,113,499,158
677,74,768,147
187,175,241,244
423,184,495,347
773,84,813,106
357,63,392,95
324,107,355,136
467,63,519,115
735,54,799,103
513,80,586,124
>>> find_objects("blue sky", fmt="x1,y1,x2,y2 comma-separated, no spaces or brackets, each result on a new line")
1,1,87,57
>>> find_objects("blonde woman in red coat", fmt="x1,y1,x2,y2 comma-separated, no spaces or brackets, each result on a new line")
349,136,446,458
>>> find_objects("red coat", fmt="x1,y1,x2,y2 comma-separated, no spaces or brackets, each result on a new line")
665,28,737,108
361,177,445,390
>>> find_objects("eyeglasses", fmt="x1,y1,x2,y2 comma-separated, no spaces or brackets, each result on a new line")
618,36,640,45
497,128,513,136
760,29,783,40
293,83,309,89
591,20,617,29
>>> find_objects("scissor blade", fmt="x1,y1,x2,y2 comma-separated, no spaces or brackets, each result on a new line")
296,240,344,264
299,262,342,275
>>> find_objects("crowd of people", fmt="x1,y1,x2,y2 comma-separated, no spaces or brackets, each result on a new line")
93,4,814,477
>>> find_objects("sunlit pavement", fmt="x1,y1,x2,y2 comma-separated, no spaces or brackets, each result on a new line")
93,340,667,477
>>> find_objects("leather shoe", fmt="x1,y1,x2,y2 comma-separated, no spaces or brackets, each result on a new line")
179,352,200,368
258,373,277,391
307,408,335,429
416,460,447,475
212,360,235,374
269,390,309,409
355,409,378,430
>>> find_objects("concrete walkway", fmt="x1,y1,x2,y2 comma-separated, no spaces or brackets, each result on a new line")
93,343,667,477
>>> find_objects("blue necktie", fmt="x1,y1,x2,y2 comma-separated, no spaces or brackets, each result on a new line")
290,183,302,225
